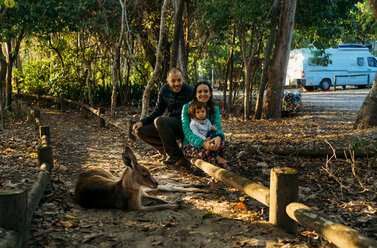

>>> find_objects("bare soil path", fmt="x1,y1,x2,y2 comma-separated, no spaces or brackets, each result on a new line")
2,98,376,247
24,108,309,248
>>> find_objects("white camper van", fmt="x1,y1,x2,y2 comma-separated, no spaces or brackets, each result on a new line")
285,44,377,91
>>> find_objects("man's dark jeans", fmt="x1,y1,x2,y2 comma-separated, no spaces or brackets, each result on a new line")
136,117,183,158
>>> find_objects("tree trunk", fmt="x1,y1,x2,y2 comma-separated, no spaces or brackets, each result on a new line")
223,48,233,111
170,0,184,68
178,26,189,83
262,0,296,119
353,0,377,129
14,53,22,95
110,0,128,118
0,44,6,130
228,50,234,112
4,30,24,109
5,41,12,108
239,26,257,120
141,0,169,119
254,0,279,120
80,34,94,107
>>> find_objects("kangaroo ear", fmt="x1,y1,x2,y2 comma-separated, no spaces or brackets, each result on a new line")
124,146,137,164
122,153,134,169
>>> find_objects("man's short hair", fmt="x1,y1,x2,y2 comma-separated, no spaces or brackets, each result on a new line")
167,67,183,77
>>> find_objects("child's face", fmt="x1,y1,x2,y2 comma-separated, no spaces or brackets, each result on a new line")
167,72,184,93
195,107,207,120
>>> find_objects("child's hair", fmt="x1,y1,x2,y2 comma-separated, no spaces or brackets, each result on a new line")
188,101,207,119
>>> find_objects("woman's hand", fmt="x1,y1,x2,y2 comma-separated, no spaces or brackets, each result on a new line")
202,140,217,151
213,136,222,149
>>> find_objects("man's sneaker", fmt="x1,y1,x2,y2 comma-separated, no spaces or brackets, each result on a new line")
177,157,191,168
163,155,182,165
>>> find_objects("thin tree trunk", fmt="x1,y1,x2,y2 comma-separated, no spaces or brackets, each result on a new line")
222,48,233,111
170,0,184,68
80,33,93,107
353,0,377,129
255,0,279,120
4,30,24,109
228,48,234,112
14,53,22,95
141,0,169,118
110,0,128,117
0,44,6,130
5,41,12,108
262,0,296,119
179,25,189,84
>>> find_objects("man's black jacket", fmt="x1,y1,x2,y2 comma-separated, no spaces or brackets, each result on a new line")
140,83,194,125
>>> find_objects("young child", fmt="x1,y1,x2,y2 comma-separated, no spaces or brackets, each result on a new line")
187,101,227,166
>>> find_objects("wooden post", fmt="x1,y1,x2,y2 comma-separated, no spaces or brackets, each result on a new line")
0,190,28,242
286,202,377,248
333,76,337,91
60,99,66,112
39,126,51,147
269,167,298,233
98,107,105,127
37,146,53,173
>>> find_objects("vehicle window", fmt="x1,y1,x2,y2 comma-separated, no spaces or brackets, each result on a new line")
357,57,365,66
308,57,325,66
367,57,377,67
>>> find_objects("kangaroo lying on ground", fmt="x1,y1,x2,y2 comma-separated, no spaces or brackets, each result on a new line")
75,146,204,211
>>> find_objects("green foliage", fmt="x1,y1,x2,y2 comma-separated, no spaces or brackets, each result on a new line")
350,140,377,152
293,0,363,49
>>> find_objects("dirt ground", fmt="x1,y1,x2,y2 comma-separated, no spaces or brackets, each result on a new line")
1,102,376,247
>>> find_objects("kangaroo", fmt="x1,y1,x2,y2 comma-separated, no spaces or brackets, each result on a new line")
74,146,178,211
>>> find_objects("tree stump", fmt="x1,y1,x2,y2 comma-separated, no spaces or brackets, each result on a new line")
269,167,298,233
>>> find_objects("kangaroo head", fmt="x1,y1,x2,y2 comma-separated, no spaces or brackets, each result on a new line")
121,146,158,189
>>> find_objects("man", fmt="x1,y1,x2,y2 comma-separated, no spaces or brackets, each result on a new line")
133,68,193,165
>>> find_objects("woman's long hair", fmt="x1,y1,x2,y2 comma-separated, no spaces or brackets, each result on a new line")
192,81,215,113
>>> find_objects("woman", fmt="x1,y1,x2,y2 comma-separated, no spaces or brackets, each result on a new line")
181,81,228,168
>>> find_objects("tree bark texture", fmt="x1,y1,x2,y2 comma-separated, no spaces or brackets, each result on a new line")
4,30,24,109
141,0,169,119
170,0,184,68
255,0,279,120
262,0,296,119
353,0,377,129
0,44,6,130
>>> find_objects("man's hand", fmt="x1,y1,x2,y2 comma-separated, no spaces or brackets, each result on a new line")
133,122,143,132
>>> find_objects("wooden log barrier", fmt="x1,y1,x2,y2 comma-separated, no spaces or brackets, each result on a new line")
0,231,23,248
39,126,51,147
190,158,270,206
98,107,105,127
269,167,298,234
286,202,377,248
